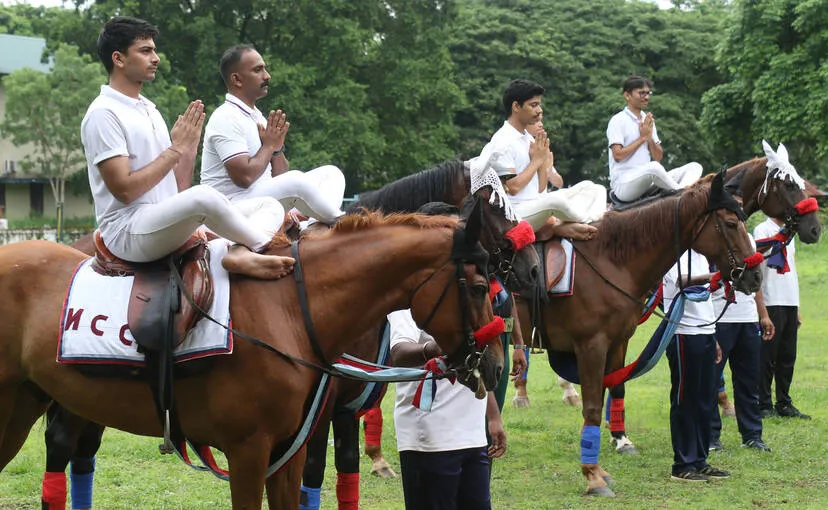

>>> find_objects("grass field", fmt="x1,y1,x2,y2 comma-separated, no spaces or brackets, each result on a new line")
1,226,826,509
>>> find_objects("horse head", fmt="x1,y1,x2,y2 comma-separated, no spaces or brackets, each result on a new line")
756,141,822,243
409,201,505,394
468,151,541,294
693,170,762,294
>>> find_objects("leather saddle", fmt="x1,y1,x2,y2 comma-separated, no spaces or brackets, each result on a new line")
609,187,679,212
91,230,215,350
535,238,567,293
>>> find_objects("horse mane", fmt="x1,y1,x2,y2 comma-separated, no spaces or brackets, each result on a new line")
724,157,766,194
596,174,716,265
266,211,458,250
348,160,466,213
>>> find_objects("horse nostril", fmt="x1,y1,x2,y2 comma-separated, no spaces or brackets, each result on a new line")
530,265,539,281
494,366,503,382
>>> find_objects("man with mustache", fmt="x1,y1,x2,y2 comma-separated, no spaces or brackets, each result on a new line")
80,17,294,279
201,45,345,227
606,75,702,203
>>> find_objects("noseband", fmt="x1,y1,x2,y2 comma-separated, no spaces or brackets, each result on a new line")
484,219,534,285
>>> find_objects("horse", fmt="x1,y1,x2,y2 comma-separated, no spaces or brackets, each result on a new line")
601,155,822,455
37,159,542,510
0,210,506,509
513,172,762,497
298,159,540,508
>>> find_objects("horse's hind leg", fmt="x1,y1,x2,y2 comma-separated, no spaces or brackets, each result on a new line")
333,413,361,509
0,383,51,471
606,384,638,455
363,406,396,478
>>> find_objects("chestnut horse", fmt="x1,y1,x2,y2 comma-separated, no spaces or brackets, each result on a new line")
0,211,504,509
37,160,542,510
515,172,762,497
601,156,823,455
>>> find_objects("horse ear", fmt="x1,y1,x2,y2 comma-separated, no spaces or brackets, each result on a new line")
712,168,725,193
776,143,789,163
762,140,775,160
463,196,483,245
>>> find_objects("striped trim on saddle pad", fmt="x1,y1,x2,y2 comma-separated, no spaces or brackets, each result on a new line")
57,240,233,367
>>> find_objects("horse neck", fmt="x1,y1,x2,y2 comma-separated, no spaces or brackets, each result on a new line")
601,190,711,297
735,159,768,216
294,225,456,360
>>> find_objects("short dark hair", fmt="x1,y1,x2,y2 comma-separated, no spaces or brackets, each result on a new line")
96,16,159,75
220,44,256,87
502,79,545,117
623,75,653,93
417,202,461,217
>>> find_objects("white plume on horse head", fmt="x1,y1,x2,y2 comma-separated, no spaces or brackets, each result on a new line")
468,146,519,221
761,139,805,191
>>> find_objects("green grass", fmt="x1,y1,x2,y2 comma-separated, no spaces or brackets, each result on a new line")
1,236,827,509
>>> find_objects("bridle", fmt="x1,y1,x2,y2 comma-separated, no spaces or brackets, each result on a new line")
482,218,535,287
757,168,820,234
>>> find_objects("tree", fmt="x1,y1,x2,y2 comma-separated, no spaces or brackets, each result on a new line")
1,44,105,240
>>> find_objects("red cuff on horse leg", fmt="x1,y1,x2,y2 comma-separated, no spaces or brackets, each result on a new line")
609,398,625,433
363,407,383,447
336,472,360,510
41,471,67,510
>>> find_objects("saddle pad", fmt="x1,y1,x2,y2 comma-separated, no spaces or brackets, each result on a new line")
58,239,233,366
548,239,575,296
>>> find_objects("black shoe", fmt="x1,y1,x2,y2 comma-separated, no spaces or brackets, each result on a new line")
759,407,777,419
708,439,723,452
775,404,811,420
671,470,709,482
742,439,772,452
699,466,731,479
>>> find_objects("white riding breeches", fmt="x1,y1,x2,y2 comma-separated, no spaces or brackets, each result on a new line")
241,165,346,224
515,181,608,230
105,185,284,262
612,162,703,203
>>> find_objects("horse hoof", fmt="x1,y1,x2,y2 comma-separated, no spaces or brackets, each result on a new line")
603,475,616,487
616,444,640,455
512,396,531,409
586,485,616,497
722,404,736,418
371,466,398,478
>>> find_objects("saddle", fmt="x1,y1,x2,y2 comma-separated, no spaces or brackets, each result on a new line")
91,230,214,350
535,239,567,292
609,187,679,212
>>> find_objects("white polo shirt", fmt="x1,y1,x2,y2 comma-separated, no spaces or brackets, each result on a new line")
606,107,661,188
201,93,271,199
712,235,759,323
754,218,799,307
81,85,175,242
663,250,716,335
479,121,539,206
389,310,487,453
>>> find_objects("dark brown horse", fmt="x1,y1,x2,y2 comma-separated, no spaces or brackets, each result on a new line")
602,156,823,455
515,172,762,497
0,211,504,509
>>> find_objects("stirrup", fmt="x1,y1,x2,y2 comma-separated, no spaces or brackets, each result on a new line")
158,410,175,454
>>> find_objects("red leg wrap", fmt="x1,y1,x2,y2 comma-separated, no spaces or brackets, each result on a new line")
41,471,67,510
363,407,383,447
336,472,360,510
609,398,626,433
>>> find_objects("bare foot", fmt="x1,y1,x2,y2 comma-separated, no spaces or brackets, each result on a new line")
555,222,598,241
222,245,295,279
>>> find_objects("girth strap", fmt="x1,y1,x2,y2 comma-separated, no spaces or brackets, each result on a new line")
291,241,331,366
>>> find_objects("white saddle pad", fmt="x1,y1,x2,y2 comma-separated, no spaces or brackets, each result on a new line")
58,239,233,366
549,239,576,296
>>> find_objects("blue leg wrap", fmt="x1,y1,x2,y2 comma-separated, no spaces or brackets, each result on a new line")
605,394,612,422
580,425,601,465
718,371,726,393
300,485,322,510
69,459,95,509
520,346,530,381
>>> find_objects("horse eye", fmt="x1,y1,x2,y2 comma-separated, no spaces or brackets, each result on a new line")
471,284,488,298
726,221,739,229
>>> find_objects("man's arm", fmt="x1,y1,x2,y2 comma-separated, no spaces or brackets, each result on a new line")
270,151,289,176
504,131,548,195
99,101,203,204
755,289,775,341
223,110,290,188
486,391,506,458
645,114,662,162
391,339,442,368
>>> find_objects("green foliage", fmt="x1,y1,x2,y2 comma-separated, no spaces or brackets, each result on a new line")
0,43,105,191
701,0,828,183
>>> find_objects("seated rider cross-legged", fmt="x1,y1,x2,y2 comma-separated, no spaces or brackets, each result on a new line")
81,17,294,279
606,75,702,204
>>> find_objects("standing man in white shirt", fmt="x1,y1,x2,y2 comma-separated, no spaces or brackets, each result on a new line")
476,79,606,240
606,75,702,203
82,16,294,279
200,45,345,225
390,308,505,510
753,217,810,419
663,250,731,482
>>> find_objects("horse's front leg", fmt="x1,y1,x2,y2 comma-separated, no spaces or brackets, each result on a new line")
265,447,306,510
575,339,615,498
226,435,272,510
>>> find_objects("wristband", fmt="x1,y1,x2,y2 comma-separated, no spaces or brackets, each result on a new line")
272,145,285,156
